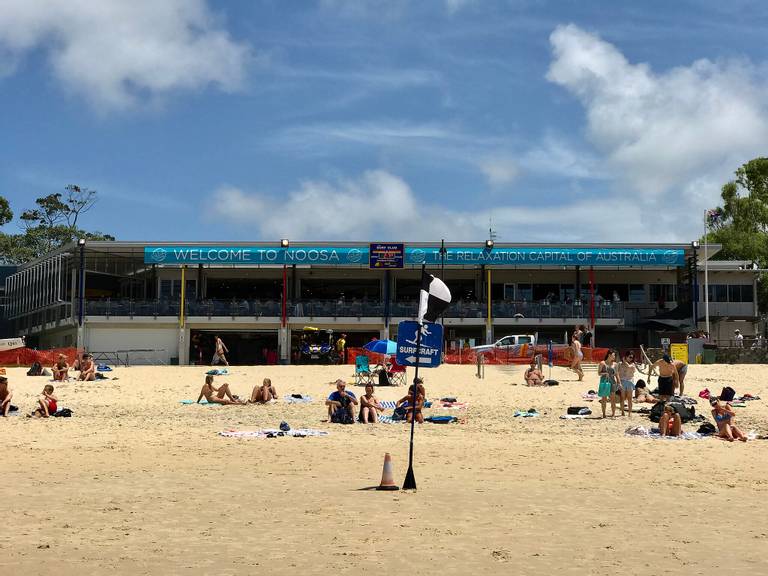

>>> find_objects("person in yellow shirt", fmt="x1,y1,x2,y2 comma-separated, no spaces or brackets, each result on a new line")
336,333,347,364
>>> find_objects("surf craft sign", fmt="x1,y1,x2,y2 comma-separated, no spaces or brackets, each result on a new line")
144,246,686,267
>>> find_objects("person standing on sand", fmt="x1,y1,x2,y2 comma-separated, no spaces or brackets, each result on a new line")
650,355,679,401
618,351,637,417
569,333,584,381
336,333,347,364
212,335,229,366
672,359,687,396
597,349,621,418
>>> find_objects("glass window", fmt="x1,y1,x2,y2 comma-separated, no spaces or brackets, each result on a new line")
650,284,676,303
728,285,740,302
741,284,754,302
517,336,533,344
629,284,645,303
560,284,575,302
517,284,532,302
708,284,728,302
503,284,515,300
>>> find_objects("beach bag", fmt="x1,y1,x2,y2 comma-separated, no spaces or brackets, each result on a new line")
650,401,695,423
392,406,407,421
544,379,559,386
331,396,354,424
697,422,716,435
26,362,43,376
720,387,736,402
567,406,591,415
53,408,72,417
378,371,391,386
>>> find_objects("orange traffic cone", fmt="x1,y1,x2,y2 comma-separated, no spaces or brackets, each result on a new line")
377,453,400,491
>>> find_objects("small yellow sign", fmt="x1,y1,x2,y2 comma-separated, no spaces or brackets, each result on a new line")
670,343,688,363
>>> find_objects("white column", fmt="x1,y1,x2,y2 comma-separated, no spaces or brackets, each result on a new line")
279,326,289,364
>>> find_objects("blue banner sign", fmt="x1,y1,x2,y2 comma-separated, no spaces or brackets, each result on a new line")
144,246,686,267
369,243,404,269
396,321,444,368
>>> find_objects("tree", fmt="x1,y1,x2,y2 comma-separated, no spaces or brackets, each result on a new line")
0,185,113,264
706,157,768,311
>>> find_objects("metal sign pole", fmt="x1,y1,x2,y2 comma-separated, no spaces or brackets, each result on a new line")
403,314,423,490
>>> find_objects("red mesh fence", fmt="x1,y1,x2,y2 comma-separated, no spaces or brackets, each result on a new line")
350,345,610,366
0,347,82,367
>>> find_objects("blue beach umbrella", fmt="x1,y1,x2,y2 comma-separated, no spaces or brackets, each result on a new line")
363,339,397,355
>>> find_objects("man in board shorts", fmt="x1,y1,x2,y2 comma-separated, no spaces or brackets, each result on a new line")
211,334,229,366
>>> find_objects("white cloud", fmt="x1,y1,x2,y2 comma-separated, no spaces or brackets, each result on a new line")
547,24,768,204
209,169,681,243
0,0,250,109
479,155,519,186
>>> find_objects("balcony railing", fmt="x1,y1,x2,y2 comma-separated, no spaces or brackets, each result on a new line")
83,298,625,320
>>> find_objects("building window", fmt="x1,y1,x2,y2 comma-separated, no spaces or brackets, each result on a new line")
649,284,677,303
629,284,645,303
728,284,754,303
707,284,728,302
517,283,532,302
160,279,196,300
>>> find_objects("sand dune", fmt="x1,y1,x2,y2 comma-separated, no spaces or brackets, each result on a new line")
1,363,767,575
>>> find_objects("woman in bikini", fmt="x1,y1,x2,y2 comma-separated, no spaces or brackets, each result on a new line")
659,403,682,437
524,357,544,386
597,349,620,418
570,333,584,381
634,380,657,403
359,383,383,423
249,378,278,403
197,375,244,405
396,382,425,424
711,400,748,442
618,351,637,416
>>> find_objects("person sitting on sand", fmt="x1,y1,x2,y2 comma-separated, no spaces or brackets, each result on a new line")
29,384,57,418
326,379,357,423
634,380,657,404
359,383,383,423
52,354,69,382
196,375,244,405
711,400,748,442
77,354,96,382
650,354,679,401
659,403,682,437
0,376,13,417
249,377,278,403
396,379,426,424
524,358,544,386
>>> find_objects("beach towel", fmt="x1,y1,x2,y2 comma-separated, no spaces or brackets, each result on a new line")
219,428,329,438
97,364,112,372
437,401,467,410
514,410,539,418
379,400,398,409
625,426,705,440
582,392,599,402
378,415,405,424
180,399,220,405
206,368,229,376
425,415,457,424
560,414,589,419
283,395,313,404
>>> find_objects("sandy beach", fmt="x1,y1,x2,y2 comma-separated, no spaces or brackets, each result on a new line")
2,362,768,575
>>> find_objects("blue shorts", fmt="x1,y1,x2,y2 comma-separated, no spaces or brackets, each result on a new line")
621,379,635,392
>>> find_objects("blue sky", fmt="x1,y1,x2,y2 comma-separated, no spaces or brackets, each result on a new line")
1,0,768,243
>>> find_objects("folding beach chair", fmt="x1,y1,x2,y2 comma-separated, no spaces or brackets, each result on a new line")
388,358,407,386
354,355,373,386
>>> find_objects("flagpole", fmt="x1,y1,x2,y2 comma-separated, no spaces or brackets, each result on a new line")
403,264,426,490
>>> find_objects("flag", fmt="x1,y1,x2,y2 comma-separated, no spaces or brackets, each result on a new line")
417,270,451,324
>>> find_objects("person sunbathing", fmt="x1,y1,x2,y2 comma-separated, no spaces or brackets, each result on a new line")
524,359,544,386
659,404,682,437
52,354,69,382
711,400,748,442
634,380,657,404
77,354,96,382
0,376,13,417
396,381,425,424
30,384,57,418
197,375,244,405
249,378,278,403
359,383,383,423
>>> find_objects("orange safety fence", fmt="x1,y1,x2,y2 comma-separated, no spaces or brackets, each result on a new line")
350,345,611,366
0,347,82,367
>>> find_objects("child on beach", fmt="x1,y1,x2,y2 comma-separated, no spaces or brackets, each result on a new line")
30,384,57,418
597,349,621,418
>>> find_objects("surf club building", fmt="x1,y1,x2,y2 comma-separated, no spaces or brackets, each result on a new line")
3,240,760,364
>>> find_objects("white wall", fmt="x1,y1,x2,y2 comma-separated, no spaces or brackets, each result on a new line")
85,326,180,365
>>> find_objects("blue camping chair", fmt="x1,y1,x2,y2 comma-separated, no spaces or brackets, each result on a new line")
355,355,373,386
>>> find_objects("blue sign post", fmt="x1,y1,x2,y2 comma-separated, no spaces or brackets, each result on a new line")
396,321,443,368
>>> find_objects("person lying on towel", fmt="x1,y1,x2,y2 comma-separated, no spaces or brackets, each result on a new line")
197,375,245,405
326,379,357,424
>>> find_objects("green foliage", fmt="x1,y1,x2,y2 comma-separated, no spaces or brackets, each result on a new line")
706,157,768,312
0,186,113,264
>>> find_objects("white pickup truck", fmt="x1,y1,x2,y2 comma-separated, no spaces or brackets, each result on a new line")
471,334,537,356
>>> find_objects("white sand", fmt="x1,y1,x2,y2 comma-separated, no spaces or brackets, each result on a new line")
1,363,767,575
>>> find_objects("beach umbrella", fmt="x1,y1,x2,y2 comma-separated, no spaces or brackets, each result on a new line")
363,339,397,355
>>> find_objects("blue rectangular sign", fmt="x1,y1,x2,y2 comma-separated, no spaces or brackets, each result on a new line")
144,245,686,268
369,243,404,269
396,321,444,368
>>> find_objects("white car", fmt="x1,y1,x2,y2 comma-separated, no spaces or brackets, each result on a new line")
472,334,537,356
